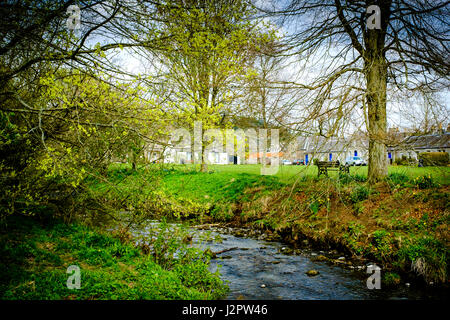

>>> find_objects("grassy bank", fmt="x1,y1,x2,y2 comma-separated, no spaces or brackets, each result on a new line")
0,215,228,299
92,164,449,286
4,163,446,299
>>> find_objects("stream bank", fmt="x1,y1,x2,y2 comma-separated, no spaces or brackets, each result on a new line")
130,220,449,300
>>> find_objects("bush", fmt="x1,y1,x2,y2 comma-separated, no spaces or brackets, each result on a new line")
338,172,367,184
413,175,436,189
371,229,394,261
387,172,410,186
383,272,401,286
398,237,448,283
394,155,415,166
350,185,371,203
418,152,449,167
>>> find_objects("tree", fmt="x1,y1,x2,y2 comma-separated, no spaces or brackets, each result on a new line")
265,0,449,182
151,0,273,171
243,41,301,152
0,0,168,219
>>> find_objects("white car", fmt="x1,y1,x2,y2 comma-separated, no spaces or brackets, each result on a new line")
281,159,293,165
345,156,366,166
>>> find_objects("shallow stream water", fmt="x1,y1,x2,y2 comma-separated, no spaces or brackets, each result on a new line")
131,222,447,300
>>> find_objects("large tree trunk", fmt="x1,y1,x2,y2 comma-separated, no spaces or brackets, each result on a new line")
365,53,388,183
363,0,392,184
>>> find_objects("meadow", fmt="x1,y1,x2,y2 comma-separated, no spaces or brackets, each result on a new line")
199,163,450,185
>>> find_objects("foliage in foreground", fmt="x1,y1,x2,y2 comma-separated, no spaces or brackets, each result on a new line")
0,215,228,300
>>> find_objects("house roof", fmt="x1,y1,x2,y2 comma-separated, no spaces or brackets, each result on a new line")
400,132,450,150
297,135,367,153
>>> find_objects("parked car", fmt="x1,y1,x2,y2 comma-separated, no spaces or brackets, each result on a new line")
345,156,367,166
281,159,293,165
292,159,305,165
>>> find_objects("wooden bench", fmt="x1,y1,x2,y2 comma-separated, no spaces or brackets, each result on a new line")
316,161,349,177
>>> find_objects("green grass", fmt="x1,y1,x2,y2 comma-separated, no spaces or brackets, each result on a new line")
105,162,449,185
152,163,450,185
161,169,283,202
0,215,228,300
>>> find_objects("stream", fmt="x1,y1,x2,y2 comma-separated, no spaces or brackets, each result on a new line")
130,221,448,300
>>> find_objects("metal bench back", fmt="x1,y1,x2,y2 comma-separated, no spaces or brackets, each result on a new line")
317,161,340,168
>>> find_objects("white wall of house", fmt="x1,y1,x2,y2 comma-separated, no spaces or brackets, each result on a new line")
303,149,368,164
390,148,449,162
151,148,239,165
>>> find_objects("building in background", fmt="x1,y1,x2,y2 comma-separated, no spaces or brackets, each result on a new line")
387,130,450,163
294,134,368,165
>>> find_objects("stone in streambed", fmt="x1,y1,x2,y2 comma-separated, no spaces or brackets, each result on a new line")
279,247,294,255
312,255,328,262
234,230,246,237
306,270,320,277
333,258,347,265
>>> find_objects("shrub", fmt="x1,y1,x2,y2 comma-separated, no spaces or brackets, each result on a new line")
350,185,371,203
394,155,415,166
338,172,352,184
338,172,367,184
343,222,366,255
418,152,449,166
352,174,367,182
383,272,401,286
371,229,393,261
414,175,436,189
398,237,448,283
387,172,410,186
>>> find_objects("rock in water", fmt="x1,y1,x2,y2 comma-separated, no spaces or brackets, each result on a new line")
306,270,320,277
313,255,328,262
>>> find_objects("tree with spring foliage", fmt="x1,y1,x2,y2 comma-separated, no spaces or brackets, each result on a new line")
151,0,276,171
0,0,168,219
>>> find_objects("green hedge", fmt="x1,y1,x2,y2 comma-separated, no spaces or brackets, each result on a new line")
394,155,415,166
418,152,449,166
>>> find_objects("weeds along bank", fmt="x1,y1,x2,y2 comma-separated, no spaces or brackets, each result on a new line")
101,165,448,287
0,215,228,299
